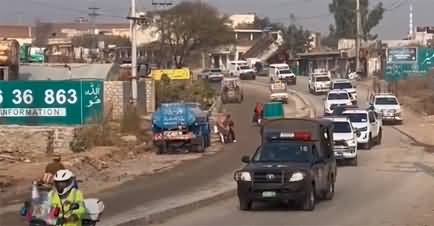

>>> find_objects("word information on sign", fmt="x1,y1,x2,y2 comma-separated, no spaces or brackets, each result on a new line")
0,80,103,125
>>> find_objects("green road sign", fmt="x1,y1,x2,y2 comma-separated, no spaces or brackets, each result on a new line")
385,47,434,81
0,80,103,125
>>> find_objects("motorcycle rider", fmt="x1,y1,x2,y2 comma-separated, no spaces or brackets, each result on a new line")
49,169,86,226
252,102,263,123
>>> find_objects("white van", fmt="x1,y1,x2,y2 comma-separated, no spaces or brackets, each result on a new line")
268,63,296,85
228,60,256,80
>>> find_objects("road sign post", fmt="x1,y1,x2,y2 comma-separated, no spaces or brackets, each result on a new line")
0,80,103,125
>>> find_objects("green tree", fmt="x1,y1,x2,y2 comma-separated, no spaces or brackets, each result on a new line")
325,0,384,46
157,1,235,67
283,23,313,57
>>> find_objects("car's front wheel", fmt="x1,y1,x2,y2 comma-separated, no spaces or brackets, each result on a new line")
239,199,252,211
301,184,316,211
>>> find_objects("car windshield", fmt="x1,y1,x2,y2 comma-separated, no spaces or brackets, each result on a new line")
279,69,292,74
253,142,312,163
333,121,352,133
333,82,352,89
375,97,398,105
315,77,330,82
210,69,222,73
342,113,368,123
240,66,250,70
328,93,349,100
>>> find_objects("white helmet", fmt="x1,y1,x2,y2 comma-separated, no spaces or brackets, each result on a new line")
53,169,75,195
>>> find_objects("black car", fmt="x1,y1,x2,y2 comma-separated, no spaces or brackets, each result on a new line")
234,119,337,211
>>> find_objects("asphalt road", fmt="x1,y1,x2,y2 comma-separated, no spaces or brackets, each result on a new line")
0,78,293,225
152,76,434,226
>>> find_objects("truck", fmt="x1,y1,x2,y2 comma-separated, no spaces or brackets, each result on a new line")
0,39,20,80
269,63,296,85
228,60,256,80
152,102,211,154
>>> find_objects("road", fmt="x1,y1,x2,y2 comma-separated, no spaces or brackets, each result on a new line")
152,76,434,226
0,79,294,225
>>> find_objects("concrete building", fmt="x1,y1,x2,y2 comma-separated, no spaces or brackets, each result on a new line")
0,25,33,45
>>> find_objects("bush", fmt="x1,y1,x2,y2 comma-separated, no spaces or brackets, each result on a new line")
70,119,117,153
155,78,216,108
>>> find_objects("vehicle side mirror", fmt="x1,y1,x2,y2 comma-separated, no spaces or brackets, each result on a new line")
241,156,250,163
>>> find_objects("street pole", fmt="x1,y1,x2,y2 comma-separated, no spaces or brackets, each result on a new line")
130,0,138,105
355,0,361,74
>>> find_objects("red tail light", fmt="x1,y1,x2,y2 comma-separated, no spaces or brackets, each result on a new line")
294,132,311,141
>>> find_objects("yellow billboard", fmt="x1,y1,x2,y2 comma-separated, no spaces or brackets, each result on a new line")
151,68,191,80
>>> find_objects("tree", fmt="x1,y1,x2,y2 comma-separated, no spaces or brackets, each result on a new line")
283,22,313,57
33,20,54,46
156,1,235,67
325,0,384,47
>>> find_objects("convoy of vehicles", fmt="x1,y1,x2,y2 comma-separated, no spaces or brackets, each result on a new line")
369,93,403,124
235,119,337,211
323,90,354,115
152,102,211,154
0,39,20,80
228,60,256,80
323,116,359,166
331,79,358,104
269,63,296,85
308,70,332,94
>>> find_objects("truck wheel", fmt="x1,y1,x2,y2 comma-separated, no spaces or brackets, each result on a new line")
301,184,316,211
376,129,382,145
195,137,206,153
239,199,252,211
323,179,335,200
350,156,358,166
157,142,167,155
363,135,372,150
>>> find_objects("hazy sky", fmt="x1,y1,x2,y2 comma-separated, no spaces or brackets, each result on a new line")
0,0,433,39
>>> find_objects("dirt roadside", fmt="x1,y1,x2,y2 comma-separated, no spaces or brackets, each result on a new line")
357,77,434,148
0,105,224,207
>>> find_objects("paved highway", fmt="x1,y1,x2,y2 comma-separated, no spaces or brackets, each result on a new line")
152,76,434,226
0,79,294,225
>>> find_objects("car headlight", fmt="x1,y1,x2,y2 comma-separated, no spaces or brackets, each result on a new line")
234,171,252,182
289,172,305,182
346,139,357,146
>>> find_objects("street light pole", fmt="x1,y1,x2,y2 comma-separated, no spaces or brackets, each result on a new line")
355,0,361,74
130,0,138,105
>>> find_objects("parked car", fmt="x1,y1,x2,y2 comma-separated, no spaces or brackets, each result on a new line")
199,68,224,82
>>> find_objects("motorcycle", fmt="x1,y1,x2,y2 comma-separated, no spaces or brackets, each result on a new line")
20,181,104,226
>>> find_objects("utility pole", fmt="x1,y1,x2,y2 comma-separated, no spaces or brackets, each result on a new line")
88,7,100,61
355,0,361,74
128,0,138,104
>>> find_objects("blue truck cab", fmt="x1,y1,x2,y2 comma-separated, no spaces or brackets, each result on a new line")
152,102,211,154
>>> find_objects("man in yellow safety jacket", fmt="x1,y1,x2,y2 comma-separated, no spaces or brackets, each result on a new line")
49,169,86,226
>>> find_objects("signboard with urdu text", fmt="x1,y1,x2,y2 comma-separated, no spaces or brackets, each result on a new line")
384,47,434,81
0,80,103,125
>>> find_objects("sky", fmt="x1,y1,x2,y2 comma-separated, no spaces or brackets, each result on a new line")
0,0,433,39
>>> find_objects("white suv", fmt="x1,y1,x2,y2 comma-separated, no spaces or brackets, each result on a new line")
341,109,383,150
331,79,358,104
369,93,403,124
323,116,358,166
323,90,353,115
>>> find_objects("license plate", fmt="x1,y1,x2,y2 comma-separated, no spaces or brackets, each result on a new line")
262,191,276,197
164,131,182,137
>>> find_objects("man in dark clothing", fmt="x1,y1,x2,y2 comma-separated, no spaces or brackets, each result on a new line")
223,114,237,143
42,154,65,185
